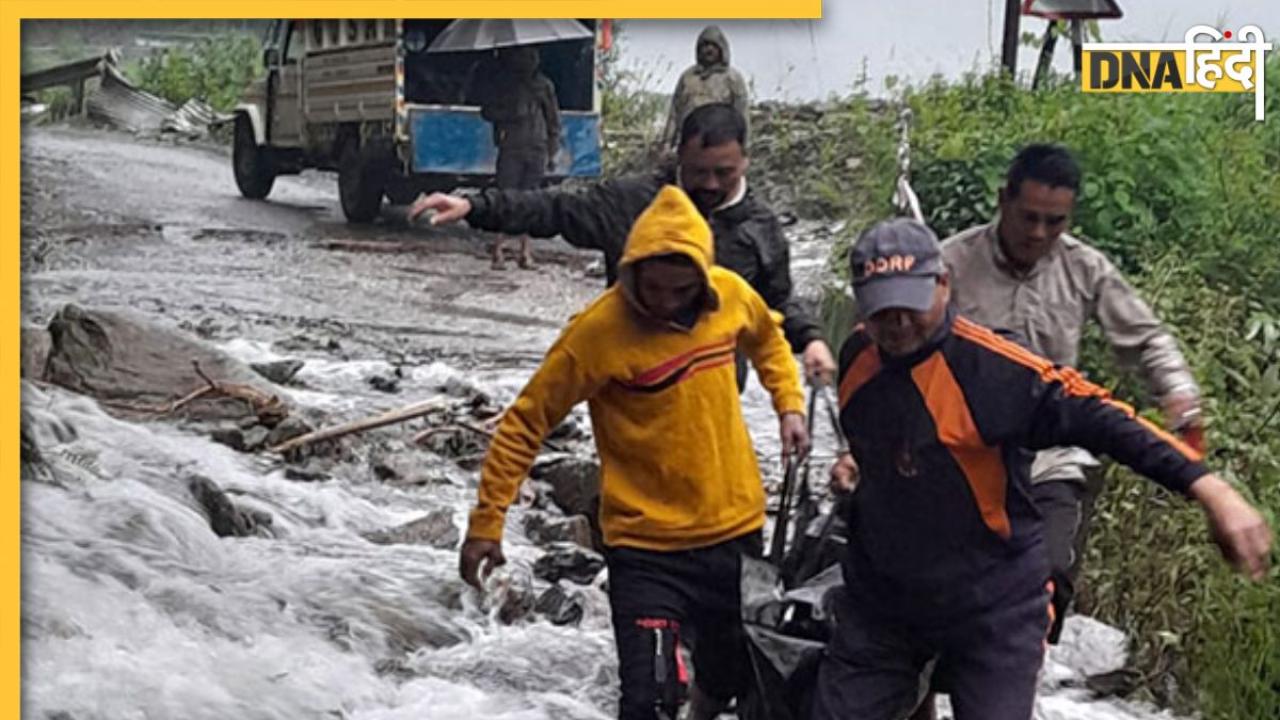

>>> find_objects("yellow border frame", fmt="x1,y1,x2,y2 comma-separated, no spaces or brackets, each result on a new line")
5,1,822,717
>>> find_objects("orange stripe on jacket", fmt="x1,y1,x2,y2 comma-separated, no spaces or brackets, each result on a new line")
911,353,1012,540
1043,579,1057,649
680,352,738,385
952,317,1203,463
839,345,883,408
629,337,737,386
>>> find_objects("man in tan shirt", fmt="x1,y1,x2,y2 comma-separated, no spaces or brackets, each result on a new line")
941,144,1203,645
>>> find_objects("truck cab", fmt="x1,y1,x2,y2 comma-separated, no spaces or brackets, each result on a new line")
232,19,603,222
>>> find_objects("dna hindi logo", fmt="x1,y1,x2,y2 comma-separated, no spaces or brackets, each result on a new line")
1081,25,1272,121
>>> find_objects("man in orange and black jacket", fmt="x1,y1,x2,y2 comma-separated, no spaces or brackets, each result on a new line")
811,218,1271,720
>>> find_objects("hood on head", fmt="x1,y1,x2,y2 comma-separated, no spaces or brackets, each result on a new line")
617,186,720,327
498,46,540,77
695,25,731,69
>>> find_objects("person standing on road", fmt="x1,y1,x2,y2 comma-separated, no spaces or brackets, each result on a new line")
474,45,562,270
411,103,837,386
660,26,750,149
459,186,810,720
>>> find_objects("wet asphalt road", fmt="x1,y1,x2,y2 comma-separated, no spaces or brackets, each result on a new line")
21,124,602,370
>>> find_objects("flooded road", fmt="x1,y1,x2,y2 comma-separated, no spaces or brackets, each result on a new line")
20,125,1183,720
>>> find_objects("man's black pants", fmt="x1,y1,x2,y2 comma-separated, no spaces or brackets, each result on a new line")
606,532,762,720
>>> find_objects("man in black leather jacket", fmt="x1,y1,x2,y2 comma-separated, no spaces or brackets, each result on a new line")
410,102,836,383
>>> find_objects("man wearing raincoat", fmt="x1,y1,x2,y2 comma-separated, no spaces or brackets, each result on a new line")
661,25,751,148
475,45,562,269
458,186,809,720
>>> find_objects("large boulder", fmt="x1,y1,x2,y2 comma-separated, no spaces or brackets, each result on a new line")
44,304,284,422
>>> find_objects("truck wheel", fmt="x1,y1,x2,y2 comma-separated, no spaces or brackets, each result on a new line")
386,176,456,206
384,179,421,206
338,141,386,223
232,114,275,199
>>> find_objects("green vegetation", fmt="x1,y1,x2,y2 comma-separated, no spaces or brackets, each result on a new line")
126,34,262,112
603,42,1280,716
597,26,671,177
847,61,1279,719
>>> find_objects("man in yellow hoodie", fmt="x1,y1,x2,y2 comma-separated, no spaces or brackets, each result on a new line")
460,185,809,720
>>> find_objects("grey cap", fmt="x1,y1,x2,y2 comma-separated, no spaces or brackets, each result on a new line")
850,218,944,317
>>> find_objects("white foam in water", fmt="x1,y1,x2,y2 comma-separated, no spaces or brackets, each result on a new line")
22,366,1194,720
217,337,282,366
293,358,400,390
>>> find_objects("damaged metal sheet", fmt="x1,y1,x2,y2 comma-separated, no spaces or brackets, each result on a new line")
84,62,230,137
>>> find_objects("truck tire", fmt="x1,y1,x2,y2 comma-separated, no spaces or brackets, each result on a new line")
232,114,275,199
338,141,386,223
384,178,421,206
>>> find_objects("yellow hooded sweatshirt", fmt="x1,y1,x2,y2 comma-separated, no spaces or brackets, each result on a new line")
467,186,806,551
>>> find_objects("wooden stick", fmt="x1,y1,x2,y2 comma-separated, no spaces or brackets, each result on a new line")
192,360,219,391
269,398,450,454
166,385,214,413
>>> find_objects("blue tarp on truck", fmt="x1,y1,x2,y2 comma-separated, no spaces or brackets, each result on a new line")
409,107,602,177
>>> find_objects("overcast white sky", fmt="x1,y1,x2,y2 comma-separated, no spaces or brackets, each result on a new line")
616,1,1280,100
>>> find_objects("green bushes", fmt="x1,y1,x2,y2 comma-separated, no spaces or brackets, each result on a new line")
127,34,261,111
597,27,670,177
1080,249,1279,718
842,60,1280,718
735,52,1279,716
900,60,1280,301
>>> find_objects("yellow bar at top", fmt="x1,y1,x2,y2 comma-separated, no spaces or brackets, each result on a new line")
6,0,824,20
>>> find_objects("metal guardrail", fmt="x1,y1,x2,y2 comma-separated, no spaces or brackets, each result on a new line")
21,51,117,94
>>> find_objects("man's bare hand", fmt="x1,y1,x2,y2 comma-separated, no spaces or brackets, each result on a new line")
802,340,837,385
780,412,810,463
1190,474,1272,581
830,452,859,495
459,537,507,590
409,192,472,225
